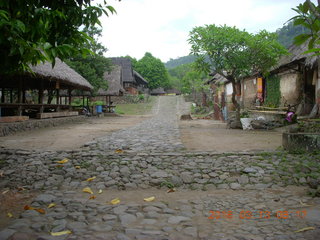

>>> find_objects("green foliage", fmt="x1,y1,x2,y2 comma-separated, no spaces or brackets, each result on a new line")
66,54,110,92
134,52,170,90
167,63,208,94
289,0,320,54
66,26,111,92
265,75,281,107
189,24,287,80
0,0,117,74
165,55,197,69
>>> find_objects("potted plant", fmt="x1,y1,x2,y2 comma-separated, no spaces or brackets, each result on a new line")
240,111,253,130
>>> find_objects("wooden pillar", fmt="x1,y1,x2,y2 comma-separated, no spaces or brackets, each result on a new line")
82,95,85,107
22,90,26,103
56,89,60,112
38,81,44,104
18,79,22,103
17,79,23,116
1,88,5,103
10,90,13,103
68,89,72,110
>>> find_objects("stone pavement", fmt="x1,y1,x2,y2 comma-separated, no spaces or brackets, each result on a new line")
0,96,319,240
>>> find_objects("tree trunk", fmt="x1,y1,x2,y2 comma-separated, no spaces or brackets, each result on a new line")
201,89,207,107
230,77,241,123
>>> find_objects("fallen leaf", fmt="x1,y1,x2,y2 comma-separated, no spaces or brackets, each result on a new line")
24,205,45,214
24,205,35,210
98,189,103,194
48,203,56,208
89,195,96,200
299,200,313,207
86,176,96,182
17,186,26,191
110,198,120,205
0,170,4,177
56,158,69,164
82,187,93,195
167,188,176,193
144,196,155,202
36,208,45,214
50,230,72,236
75,166,81,169
2,190,9,194
56,165,64,168
7,212,13,218
295,227,315,233
115,149,124,153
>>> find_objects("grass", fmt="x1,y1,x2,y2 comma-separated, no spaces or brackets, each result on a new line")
115,97,156,115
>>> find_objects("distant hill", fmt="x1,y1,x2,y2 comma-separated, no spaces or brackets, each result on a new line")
165,55,197,69
276,21,310,48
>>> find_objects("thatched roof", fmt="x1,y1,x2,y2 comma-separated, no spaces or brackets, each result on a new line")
166,88,181,94
133,70,148,86
97,65,125,96
273,41,319,72
0,58,93,91
151,87,166,95
30,58,93,90
206,73,229,85
110,57,135,83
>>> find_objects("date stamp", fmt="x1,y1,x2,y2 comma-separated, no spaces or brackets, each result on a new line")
208,210,307,220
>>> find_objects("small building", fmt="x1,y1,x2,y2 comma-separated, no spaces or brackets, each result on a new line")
166,89,181,95
0,58,93,119
110,57,148,95
96,65,125,112
150,87,166,96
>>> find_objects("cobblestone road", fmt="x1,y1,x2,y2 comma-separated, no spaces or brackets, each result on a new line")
0,96,319,240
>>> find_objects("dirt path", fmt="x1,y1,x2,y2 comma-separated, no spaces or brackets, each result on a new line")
0,115,150,151
180,119,282,152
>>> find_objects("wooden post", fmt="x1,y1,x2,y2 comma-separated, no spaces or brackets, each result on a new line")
56,89,60,112
68,89,72,110
1,88,5,103
22,90,26,103
17,79,23,115
39,80,44,113
10,90,13,103
82,95,85,107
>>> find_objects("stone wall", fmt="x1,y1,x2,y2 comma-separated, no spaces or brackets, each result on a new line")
0,116,85,137
1,149,317,192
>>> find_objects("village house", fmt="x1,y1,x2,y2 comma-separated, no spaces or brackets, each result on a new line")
206,73,240,121
110,57,148,95
150,87,166,96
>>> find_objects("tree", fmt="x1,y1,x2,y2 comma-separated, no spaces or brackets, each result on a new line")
134,52,170,90
0,0,117,74
66,26,111,92
289,0,320,54
189,24,287,124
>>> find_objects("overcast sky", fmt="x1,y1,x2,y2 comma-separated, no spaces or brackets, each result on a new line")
100,0,309,63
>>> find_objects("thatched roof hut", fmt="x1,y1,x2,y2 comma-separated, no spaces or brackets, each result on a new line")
110,57,135,84
150,87,166,95
0,58,93,91
97,65,125,96
206,73,229,85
